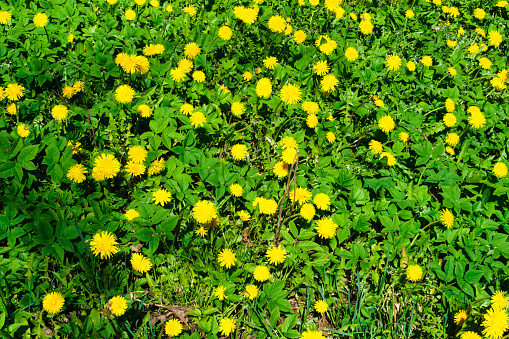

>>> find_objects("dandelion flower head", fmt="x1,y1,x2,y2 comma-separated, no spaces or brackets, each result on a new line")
43,292,65,314
165,319,183,337
266,245,287,265
108,296,127,316
131,253,153,273
193,200,217,224
406,264,423,282
482,307,509,339
219,317,237,336
218,248,236,268
440,208,454,228
90,231,118,259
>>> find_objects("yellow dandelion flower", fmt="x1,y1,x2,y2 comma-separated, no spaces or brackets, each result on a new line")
380,152,397,166
218,248,236,268
17,124,29,138
124,209,139,221
314,300,328,314
5,83,25,101
152,188,172,206
369,140,383,154
256,78,272,98
253,265,270,282
344,47,359,62
406,264,423,282
125,9,136,20
231,144,248,161
165,319,183,337
62,85,75,99
406,61,416,72
289,187,312,205
42,292,65,314
385,54,402,71
178,58,193,73
315,217,338,239
245,285,259,300
219,317,237,337
190,111,206,127
243,71,253,81
488,31,503,48
445,133,460,147
148,158,165,175
137,104,152,118
214,286,227,300
313,193,330,210
440,208,454,228
182,5,196,16
266,245,287,265
184,42,200,59
192,70,205,82
320,74,338,92
479,57,492,69
491,291,509,309
90,231,118,259
378,115,395,133
461,332,481,339
170,67,186,82
280,83,301,105
125,161,146,177
313,60,329,76
33,13,48,27
218,25,232,40
421,55,433,67
263,56,278,69
193,200,217,224
300,203,316,221
454,309,468,324
294,30,306,43
326,132,336,142
67,164,87,183
399,132,410,143
0,11,12,24
229,183,243,197
359,20,373,35
482,307,509,339
108,296,127,316
493,163,508,178
474,8,486,19
115,85,135,104
268,15,286,33
238,210,251,221
231,102,245,117
273,161,289,177
131,253,152,273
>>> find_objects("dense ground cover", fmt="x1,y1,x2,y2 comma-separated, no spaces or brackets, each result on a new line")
0,0,509,337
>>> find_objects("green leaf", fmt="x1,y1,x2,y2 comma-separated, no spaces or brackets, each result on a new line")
0,161,16,178
269,307,280,327
464,269,483,284
17,144,39,163
157,215,179,236
280,314,298,333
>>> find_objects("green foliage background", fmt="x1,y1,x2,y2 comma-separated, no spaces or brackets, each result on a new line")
0,0,508,337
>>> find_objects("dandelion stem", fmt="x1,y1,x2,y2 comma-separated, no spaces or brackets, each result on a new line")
408,220,440,249
275,151,299,246
204,36,219,59
417,157,440,186
107,317,121,339
424,105,445,116
271,100,283,124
